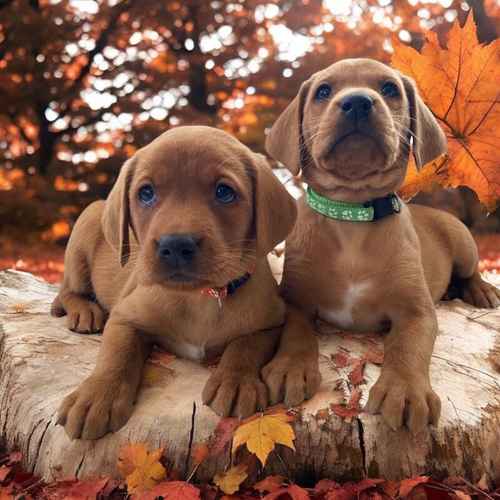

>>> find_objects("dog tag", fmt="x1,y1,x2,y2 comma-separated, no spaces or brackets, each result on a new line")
201,286,228,310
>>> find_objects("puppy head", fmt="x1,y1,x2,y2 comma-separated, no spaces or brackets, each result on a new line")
266,58,447,202
102,126,296,289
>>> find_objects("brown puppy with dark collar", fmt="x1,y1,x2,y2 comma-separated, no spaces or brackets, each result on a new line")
52,126,320,440
264,58,500,433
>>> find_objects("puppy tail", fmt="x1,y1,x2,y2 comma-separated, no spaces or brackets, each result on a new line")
50,295,66,317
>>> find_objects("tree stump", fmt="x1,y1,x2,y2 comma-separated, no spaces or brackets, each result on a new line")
0,269,499,483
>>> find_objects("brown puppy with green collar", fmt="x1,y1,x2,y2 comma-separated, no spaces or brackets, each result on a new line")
52,126,320,440
263,58,500,434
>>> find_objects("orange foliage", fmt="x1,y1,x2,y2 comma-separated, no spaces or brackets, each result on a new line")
41,220,71,241
394,15,500,210
117,443,166,495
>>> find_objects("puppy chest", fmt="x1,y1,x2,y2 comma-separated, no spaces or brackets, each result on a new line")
318,280,382,331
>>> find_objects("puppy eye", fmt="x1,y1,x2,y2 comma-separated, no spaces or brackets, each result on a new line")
215,183,237,204
314,83,332,101
381,81,399,98
137,184,156,206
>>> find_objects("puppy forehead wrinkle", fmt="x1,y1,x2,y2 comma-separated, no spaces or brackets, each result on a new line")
141,132,250,173
312,58,399,88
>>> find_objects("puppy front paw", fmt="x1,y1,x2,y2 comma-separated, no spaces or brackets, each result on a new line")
462,273,500,308
261,353,321,407
66,301,106,334
366,370,441,434
202,369,268,418
57,376,135,440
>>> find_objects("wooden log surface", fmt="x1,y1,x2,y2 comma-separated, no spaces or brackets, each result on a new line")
0,268,499,483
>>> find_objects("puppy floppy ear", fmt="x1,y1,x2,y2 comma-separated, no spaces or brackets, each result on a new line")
401,75,447,169
265,79,312,175
101,157,137,267
252,154,297,257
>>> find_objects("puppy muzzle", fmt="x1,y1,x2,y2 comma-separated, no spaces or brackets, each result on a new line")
156,233,202,281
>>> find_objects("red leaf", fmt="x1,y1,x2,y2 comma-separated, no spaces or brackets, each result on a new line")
325,487,354,500
192,443,209,465
199,484,218,500
314,479,340,494
331,388,363,419
0,485,15,499
263,484,310,499
254,475,285,493
381,480,399,498
333,351,350,368
6,453,21,466
141,480,201,500
42,477,109,500
399,477,430,498
356,478,385,492
208,417,240,457
0,467,11,483
323,479,384,500
348,358,366,386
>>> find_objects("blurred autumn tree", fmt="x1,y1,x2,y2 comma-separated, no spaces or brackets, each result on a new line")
0,0,498,242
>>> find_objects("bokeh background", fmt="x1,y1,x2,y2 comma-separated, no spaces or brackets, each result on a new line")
0,0,499,281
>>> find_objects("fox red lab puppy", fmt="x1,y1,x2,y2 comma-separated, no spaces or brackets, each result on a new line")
264,58,500,433
53,126,320,440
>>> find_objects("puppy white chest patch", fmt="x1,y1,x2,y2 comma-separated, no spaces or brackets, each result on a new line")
320,281,371,329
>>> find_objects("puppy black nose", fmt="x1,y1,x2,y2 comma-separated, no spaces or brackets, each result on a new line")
157,234,199,268
340,93,373,121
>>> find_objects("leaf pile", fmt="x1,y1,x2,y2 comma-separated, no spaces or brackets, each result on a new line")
395,15,500,210
2,435,500,500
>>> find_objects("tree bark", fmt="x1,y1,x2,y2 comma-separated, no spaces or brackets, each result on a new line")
0,268,499,483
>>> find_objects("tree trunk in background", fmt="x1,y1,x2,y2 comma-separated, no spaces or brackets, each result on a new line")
188,63,217,115
1,269,500,484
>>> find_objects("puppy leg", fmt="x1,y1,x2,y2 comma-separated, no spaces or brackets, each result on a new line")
53,247,106,334
57,316,151,440
366,293,441,434
202,329,280,418
262,306,321,407
451,227,500,308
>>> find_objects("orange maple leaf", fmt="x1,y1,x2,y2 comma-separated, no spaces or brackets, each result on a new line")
117,443,166,495
394,15,500,210
213,463,248,495
398,154,448,201
232,410,296,466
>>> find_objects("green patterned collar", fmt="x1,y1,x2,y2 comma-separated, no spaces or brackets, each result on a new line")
306,187,401,222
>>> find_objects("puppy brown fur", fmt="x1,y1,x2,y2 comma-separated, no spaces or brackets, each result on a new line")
265,58,500,434
52,126,320,440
